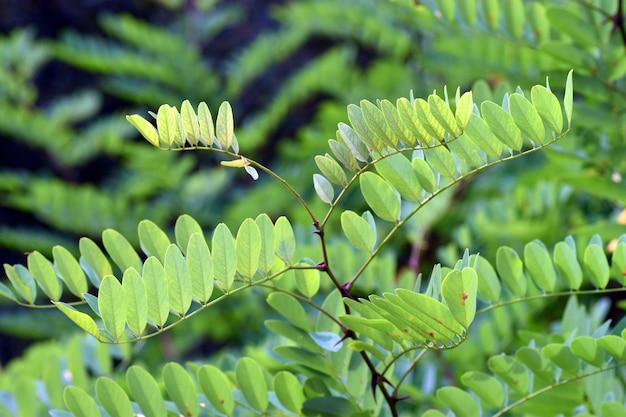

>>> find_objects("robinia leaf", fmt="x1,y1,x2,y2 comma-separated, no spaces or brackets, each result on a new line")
359,172,401,222
341,210,374,252
236,357,268,412
127,366,167,417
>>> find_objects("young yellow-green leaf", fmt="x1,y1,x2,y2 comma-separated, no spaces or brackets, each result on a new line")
429,94,458,135
341,210,374,252
375,153,422,201
488,356,530,394
170,106,185,147
458,0,477,27
496,246,527,297
446,134,484,168
236,218,262,279
122,268,147,336
53,246,87,299
483,0,500,32
180,99,200,145
570,335,605,367
266,292,310,331
98,275,126,341
528,3,550,44
4,264,36,304
524,240,556,291
460,372,504,408
584,243,610,289
165,244,192,316
361,99,396,148
314,155,347,186
79,237,113,286
126,114,159,147
313,174,334,204
328,139,359,172
412,155,437,193
397,97,428,145
381,99,411,147
236,357,268,412
503,0,525,39
553,241,583,290
138,220,171,261
564,70,574,128
142,256,169,328
415,98,445,142
515,347,555,382
156,104,178,147
295,265,320,299
612,242,626,285
481,101,523,151
275,216,296,265
174,214,203,255
436,386,480,417
531,85,563,133
55,302,100,339
127,366,167,417
455,91,474,131
597,335,626,360
509,93,545,144
463,114,504,157
470,254,501,302
186,233,213,304
0,281,16,302
274,371,305,414
63,386,100,417
255,214,276,274
212,223,237,291
216,101,234,150
96,377,133,417
337,122,370,162
163,363,199,417
102,229,142,274
197,365,234,416
197,101,215,146
347,104,382,152
542,343,581,374
441,268,478,329
436,0,455,22
359,172,400,222
424,145,457,178
27,251,62,301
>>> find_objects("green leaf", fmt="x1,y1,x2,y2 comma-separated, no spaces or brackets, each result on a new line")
215,101,234,150
359,172,401,222
302,397,360,417
546,6,596,49
460,372,503,408
487,355,529,394
295,265,320,299
163,363,199,417
313,174,334,204
397,97,428,145
328,138,359,172
375,152,422,201
381,99,411,146
509,93,545,144
496,246,527,297
483,0,500,32
27,251,61,301
102,229,142,274
266,292,311,331
436,386,480,417
99,275,126,341
531,84,564,134
424,145,456,178
164,244,192,316
314,155,347,186
481,101,523,151
142,256,169,328
347,104,381,152
515,347,555,382
0,280,16,302
412,154,437,193
186,233,213,304
95,377,133,417
597,335,626,360
570,335,605,367
455,92,474,132
180,99,200,145
273,371,305,414
441,268,477,329
197,101,215,146
470,254,501,302
415,98,445,142
528,2,550,44
156,104,177,147
524,240,556,291
503,0,525,38
360,99,395,148
446,133,484,168
54,302,100,339
53,245,88,299
436,0,455,22
127,366,167,417
138,220,171,261
212,223,237,291
341,210,375,253
122,268,147,336
256,213,276,274
197,365,234,416
175,214,203,255
235,218,262,279
337,121,370,162
235,357,268,412
564,70,574,128
3,264,36,304
463,114,504,157
126,114,159,147
347,340,387,362
429,94,458,135
274,346,333,375
584,242,610,289
79,237,113,286
63,386,100,417
611,242,626,285
542,343,581,374
458,0,477,27
275,216,296,265
553,241,583,290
